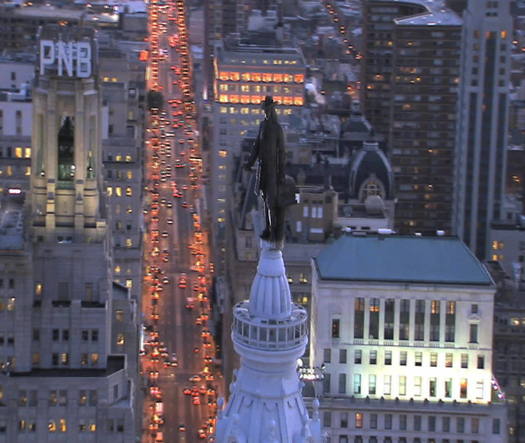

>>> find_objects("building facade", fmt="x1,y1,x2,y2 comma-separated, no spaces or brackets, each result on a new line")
310,234,508,442
0,26,139,442
362,0,462,235
453,0,512,259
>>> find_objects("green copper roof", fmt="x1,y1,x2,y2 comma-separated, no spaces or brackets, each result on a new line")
315,235,493,286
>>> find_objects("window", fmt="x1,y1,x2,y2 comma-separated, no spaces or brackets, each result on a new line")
384,350,392,365
48,420,57,432
476,380,484,399
415,352,422,366
384,299,394,339
52,329,59,341
446,301,455,342
82,330,89,341
91,330,98,342
368,375,376,395
90,353,99,366
89,390,97,406
471,304,479,314
469,324,478,343
414,415,421,431
415,376,422,396
415,300,425,341
331,319,340,338
400,351,407,366
353,374,361,394
457,417,465,433
116,334,125,345
383,375,391,395
354,298,364,338
355,413,363,428
369,299,380,339
442,416,450,432
370,413,377,429
323,411,331,428
385,414,392,430
339,349,347,364
429,378,437,396
32,329,40,341
340,412,348,428
62,330,69,341
492,418,500,434
323,348,331,363
115,310,124,322
369,350,377,365
477,355,485,369
461,353,468,368
445,353,453,368
472,418,479,434
430,353,437,367
399,415,407,431
354,350,362,364
399,376,406,395
399,299,410,340
460,378,468,398
338,374,346,394
323,373,330,394
445,378,452,398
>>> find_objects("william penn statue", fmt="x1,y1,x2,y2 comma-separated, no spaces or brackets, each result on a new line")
244,96,296,243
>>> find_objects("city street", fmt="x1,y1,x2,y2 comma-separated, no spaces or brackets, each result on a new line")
141,0,222,442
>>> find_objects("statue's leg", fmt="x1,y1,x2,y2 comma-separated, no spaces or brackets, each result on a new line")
260,201,271,240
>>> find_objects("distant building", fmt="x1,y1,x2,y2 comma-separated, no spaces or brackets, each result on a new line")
0,26,138,442
489,218,525,282
362,0,462,235
453,0,513,259
210,39,305,271
310,234,507,442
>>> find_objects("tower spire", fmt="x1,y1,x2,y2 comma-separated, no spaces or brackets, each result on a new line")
215,240,322,442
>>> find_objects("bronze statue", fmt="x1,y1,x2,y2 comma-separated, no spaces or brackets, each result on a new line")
244,96,296,243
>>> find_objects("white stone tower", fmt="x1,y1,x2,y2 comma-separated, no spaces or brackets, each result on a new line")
216,241,322,442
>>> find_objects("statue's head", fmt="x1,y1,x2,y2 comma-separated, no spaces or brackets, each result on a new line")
261,95,276,118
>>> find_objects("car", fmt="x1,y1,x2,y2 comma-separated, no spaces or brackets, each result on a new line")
183,388,192,396
193,346,200,353
178,424,186,432
198,428,207,439
167,219,174,225
178,273,188,288
161,231,169,238
192,396,201,405
189,374,202,383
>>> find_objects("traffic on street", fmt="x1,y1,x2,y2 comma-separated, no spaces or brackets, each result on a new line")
141,0,222,441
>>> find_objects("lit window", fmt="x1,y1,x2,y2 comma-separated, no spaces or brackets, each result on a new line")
25,167,31,176
355,412,363,428
219,95,228,103
7,297,15,311
220,106,227,114
48,421,57,432
125,238,133,247
125,279,133,288
24,148,31,158
218,150,228,158
59,419,67,432
115,155,122,162
126,207,133,214
125,187,132,196
114,265,121,274
125,155,132,162
117,333,125,345
15,147,23,158
6,166,12,176
89,423,96,432
115,309,124,322
90,353,99,366
106,186,113,196
127,171,133,179
115,187,122,197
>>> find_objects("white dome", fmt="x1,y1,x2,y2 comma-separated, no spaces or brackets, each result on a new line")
248,243,292,320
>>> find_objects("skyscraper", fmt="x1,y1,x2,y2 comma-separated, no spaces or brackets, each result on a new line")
0,26,138,441
362,0,462,235
453,0,512,259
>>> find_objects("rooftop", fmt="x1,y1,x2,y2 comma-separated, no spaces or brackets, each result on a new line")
383,0,462,27
315,234,493,286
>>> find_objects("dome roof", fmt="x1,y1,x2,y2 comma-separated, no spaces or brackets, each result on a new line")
349,141,394,200
248,243,292,320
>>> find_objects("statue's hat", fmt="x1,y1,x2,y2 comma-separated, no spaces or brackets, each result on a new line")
261,95,276,109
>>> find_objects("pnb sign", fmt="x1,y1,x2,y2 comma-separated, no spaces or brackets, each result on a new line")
40,39,92,78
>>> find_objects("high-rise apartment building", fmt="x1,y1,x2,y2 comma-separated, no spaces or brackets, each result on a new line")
310,234,508,441
210,41,305,271
453,0,512,259
0,26,138,442
362,0,462,235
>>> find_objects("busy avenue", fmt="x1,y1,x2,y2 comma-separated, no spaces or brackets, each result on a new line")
141,0,221,442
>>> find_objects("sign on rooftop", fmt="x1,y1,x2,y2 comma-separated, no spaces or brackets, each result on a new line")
39,39,92,78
